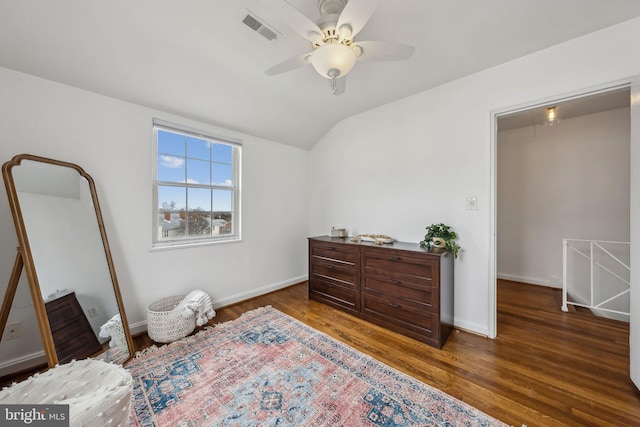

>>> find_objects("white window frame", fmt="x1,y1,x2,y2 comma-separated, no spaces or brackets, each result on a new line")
152,118,242,249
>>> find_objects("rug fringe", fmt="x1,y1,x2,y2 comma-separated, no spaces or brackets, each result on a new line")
135,345,159,357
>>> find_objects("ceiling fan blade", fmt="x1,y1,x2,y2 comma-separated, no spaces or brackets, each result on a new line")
274,0,323,42
265,53,311,76
329,76,346,96
336,0,382,39
354,41,415,62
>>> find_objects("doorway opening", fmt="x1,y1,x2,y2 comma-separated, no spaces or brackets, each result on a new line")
491,84,631,337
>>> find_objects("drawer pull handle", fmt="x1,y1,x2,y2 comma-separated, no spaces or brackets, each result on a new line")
387,302,401,308
327,246,336,251
387,256,400,261
327,265,334,269
388,279,401,285
327,284,335,288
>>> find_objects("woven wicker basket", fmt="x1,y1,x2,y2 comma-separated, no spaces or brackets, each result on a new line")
147,294,196,343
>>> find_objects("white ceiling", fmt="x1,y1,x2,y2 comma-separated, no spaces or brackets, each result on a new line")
2,0,640,150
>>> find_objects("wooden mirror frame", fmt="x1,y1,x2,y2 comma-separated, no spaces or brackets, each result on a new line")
0,154,134,367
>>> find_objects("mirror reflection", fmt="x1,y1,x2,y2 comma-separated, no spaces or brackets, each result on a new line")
1,155,133,365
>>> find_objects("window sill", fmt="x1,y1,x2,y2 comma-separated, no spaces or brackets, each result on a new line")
150,237,242,251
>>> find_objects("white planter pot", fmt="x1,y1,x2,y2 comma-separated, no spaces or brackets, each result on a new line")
431,237,446,248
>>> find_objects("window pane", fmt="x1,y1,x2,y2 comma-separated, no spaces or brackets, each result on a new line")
158,155,186,183
187,187,211,212
213,189,232,211
187,137,210,160
158,185,186,211
187,188,212,237
158,130,185,156
212,212,232,236
212,163,232,186
187,158,211,185
158,186,186,240
212,143,232,164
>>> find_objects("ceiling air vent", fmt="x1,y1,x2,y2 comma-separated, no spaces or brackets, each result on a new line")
242,13,278,41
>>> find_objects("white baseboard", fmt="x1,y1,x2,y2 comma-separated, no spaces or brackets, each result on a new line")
214,275,308,308
128,320,148,336
454,319,489,337
0,350,47,377
497,273,560,288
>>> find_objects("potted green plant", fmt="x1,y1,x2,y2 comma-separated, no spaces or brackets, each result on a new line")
420,223,461,258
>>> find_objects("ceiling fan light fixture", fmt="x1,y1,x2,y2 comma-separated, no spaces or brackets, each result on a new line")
311,43,357,79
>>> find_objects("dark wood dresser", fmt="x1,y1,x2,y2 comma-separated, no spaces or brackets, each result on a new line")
308,236,454,348
45,292,103,363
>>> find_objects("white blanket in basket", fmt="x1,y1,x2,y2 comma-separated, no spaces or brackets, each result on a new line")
177,290,216,326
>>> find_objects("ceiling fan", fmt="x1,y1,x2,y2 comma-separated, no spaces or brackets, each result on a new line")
265,0,415,95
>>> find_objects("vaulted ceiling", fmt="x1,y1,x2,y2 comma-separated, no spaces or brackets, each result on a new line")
2,0,640,149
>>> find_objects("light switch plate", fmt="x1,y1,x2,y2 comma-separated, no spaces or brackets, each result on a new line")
465,197,478,210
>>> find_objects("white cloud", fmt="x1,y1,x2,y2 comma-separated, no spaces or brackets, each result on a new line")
160,155,184,169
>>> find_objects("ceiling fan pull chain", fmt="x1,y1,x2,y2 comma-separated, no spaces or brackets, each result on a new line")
327,68,340,95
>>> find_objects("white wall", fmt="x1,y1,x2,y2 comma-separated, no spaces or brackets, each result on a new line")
309,17,640,336
0,67,309,372
497,108,630,288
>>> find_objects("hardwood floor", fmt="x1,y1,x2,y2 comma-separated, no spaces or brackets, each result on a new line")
3,280,639,426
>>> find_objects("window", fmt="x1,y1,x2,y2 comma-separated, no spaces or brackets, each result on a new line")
152,119,241,248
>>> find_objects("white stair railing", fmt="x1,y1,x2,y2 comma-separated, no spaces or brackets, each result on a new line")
562,239,630,319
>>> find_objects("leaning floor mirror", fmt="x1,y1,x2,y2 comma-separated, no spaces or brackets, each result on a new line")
0,154,134,367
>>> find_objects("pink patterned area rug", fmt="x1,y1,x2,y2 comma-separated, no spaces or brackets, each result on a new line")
126,306,507,426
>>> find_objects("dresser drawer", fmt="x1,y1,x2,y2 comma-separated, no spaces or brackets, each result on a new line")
311,241,359,265
361,293,439,341
363,249,436,280
47,300,85,332
311,259,358,287
363,274,435,309
56,331,104,363
309,278,359,313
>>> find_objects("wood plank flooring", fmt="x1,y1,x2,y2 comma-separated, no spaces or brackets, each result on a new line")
3,279,639,426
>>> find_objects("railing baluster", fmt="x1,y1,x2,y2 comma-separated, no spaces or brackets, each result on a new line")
562,238,630,319
562,239,568,312
590,241,594,309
